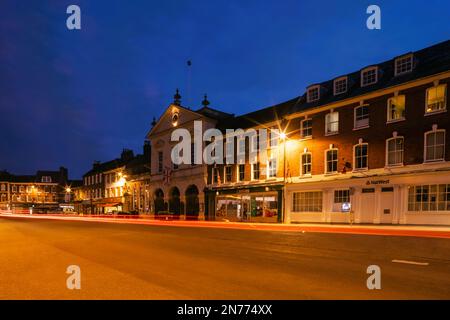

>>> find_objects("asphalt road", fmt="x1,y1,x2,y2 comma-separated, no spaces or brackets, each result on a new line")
1,217,449,299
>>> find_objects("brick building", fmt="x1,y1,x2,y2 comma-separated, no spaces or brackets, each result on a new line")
0,167,71,213
204,39,450,225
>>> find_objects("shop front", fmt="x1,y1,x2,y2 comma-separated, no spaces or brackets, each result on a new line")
286,170,450,226
206,184,283,223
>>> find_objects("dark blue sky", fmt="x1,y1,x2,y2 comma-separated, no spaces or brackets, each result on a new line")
1,0,449,178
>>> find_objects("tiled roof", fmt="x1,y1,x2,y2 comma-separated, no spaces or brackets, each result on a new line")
219,39,450,129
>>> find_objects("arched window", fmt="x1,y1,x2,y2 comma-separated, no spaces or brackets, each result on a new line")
386,136,404,166
424,129,445,162
354,142,368,170
387,95,406,122
325,111,339,135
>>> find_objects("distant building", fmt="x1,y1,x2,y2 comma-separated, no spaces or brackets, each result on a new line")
0,167,71,213
78,147,151,214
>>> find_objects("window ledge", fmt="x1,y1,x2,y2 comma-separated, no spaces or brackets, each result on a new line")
352,168,368,173
424,109,447,116
386,118,405,124
324,172,339,176
300,136,312,141
353,125,370,131
325,131,339,137
385,164,404,169
423,160,445,164
299,174,312,179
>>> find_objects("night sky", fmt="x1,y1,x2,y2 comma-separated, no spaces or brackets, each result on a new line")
1,0,449,178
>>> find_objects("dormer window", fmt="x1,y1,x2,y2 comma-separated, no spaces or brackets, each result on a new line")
41,176,52,183
333,77,348,95
307,85,320,103
361,67,378,87
395,54,413,76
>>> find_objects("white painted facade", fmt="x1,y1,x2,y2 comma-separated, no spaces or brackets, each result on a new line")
286,162,450,226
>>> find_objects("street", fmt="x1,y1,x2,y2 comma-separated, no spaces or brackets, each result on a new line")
1,217,449,299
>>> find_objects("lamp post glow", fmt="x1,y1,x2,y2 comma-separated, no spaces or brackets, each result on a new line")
280,131,287,223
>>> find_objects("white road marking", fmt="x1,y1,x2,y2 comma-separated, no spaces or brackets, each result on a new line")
391,259,429,266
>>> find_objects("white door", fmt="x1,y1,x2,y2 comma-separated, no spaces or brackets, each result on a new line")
359,188,376,223
380,187,394,224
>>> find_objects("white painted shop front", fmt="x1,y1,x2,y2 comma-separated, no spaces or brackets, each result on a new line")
286,168,450,226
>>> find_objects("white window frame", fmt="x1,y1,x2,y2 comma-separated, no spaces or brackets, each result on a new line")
354,104,369,129
361,66,378,87
424,128,445,163
387,94,406,123
325,148,338,174
425,84,447,115
394,54,413,76
251,162,260,181
292,191,323,213
268,127,279,149
333,76,348,95
325,111,339,136
237,164,245,182
307,85,320,103
300,152,312,176
300,118,312,139
267,157,277,178
353,142,369,171
386,136,404,167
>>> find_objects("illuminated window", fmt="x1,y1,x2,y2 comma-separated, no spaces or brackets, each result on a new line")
325,111,339,135
334,77,348,95
300,119,312,139
361,67,378,87
424,129,445,162
292,191,323,212
395,54,413,76
387,95,406,122
386,136,404,166
325,149,338,173
307,86,320,102
426,84,447,113
354,105,369,129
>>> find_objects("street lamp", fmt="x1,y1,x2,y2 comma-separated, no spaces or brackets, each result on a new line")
280,131,287,224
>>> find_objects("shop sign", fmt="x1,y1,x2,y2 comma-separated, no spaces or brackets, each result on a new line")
366,179,390,185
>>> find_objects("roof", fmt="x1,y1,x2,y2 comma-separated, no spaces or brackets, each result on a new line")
195,106,234,121
83,158,127,177
218,39,450,129
0,169,67,184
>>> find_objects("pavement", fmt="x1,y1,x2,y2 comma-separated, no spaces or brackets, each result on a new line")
1,215,450,299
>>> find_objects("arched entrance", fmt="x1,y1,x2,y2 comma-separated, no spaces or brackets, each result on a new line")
169,187,181,218
154,189,165,214
185,185,200,220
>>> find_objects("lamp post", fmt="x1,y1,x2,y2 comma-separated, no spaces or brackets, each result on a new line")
279,132,287,223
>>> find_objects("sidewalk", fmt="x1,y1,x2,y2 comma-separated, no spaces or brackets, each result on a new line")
1,213,450,239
